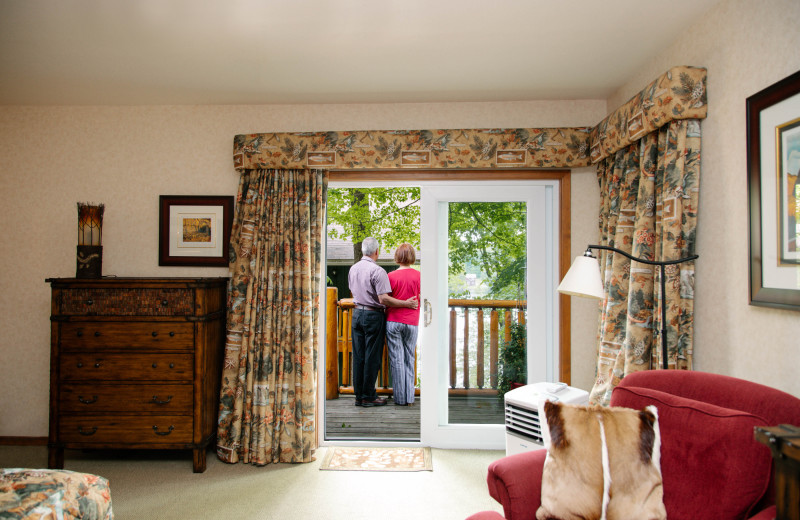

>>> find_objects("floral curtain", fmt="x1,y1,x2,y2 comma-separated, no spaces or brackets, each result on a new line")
590,119,701,405
217,168,327,464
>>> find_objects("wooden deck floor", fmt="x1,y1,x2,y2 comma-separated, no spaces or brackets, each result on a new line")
324,394,505,440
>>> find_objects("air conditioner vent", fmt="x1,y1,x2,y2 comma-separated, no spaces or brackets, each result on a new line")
505,402,543,444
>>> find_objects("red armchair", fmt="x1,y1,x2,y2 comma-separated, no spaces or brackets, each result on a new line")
467,370,800,520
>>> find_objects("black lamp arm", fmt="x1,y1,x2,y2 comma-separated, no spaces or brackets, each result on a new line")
584,244,698,370
584,244,699,266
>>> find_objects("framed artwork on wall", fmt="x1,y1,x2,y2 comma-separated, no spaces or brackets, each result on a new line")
158,195,234,267
747,69,800,310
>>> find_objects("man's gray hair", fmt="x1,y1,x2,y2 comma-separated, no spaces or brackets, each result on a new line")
362,237,380,257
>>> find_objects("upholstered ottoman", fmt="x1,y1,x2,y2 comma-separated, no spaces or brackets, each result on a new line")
0,468,113,519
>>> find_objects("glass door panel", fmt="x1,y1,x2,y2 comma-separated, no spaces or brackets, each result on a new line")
420,183,558,449
446,201,527,427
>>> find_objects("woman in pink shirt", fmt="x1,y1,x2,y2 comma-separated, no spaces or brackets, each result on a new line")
386,243,421,406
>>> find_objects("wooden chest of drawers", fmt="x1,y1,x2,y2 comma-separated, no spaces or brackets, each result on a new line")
46,277,228,473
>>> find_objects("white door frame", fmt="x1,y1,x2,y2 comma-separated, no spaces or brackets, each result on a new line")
420,182,559,449
318,177,563,449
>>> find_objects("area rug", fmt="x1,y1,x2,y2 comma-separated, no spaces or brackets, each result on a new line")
320,447,432,472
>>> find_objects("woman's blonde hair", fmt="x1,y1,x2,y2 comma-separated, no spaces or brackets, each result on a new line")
394,243,416,265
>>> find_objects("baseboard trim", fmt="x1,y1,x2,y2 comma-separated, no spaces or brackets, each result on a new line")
0,436,48,446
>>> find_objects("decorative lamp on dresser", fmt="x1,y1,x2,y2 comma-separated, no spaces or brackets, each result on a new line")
46,277,228,473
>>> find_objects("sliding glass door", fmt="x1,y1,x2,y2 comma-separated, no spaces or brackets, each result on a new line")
419,182,559,449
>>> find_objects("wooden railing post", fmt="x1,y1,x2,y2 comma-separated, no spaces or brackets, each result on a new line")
381,339,389,388
490,308,499,388
463,308,470,389
477,308,484,389
504,310,512,343
449,307,457,389
325,287,339,399
337,299,354,388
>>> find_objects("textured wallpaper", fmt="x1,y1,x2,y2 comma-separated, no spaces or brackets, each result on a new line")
0,100,604,437
606,0,800,396
4,0,799,439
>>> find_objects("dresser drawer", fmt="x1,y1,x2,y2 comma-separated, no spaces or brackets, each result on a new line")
60,353,193,381
59,287,194,316
59,415,193,444
59,383,193,413
60,322,194,351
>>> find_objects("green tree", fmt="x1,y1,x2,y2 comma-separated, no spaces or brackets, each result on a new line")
448,202,527,299
327,189,527,299
497,322,527,399
327,187,420,263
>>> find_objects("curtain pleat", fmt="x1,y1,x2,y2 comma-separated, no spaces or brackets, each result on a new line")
216,168,327,464
590,120,700,405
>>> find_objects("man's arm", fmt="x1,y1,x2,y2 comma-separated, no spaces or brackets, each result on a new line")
378,293,419,309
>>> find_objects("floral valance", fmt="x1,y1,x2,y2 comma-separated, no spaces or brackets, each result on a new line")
589,65,707,164
232,66,707,171
233,127,593,170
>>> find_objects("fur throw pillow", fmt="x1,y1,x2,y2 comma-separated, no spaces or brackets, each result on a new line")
536,401,666,520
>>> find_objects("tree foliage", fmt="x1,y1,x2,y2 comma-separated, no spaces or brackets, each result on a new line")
497,322,527,399
326,188,527,298
327,187,420,261
448,202,527,299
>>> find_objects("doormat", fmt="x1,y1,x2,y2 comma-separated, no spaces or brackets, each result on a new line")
320,447,432,472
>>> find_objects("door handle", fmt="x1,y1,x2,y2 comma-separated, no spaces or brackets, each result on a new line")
424,299,431,327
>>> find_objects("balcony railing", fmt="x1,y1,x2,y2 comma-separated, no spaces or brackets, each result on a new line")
324,287,526,399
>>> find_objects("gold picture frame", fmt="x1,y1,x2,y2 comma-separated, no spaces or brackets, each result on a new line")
746,69,800,310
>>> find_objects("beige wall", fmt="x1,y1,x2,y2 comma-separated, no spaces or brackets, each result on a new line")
607,0,800,396
5,0,798,439
0,101,604,437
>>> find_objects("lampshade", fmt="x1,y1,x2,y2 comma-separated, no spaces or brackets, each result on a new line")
557,254,604,299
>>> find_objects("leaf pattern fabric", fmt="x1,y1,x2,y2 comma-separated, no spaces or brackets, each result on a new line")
216,168,327,464
590,120,700,406
0,469,113,519
230,67,707,173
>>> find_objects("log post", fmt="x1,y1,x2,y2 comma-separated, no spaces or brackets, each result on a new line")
325,287,339,399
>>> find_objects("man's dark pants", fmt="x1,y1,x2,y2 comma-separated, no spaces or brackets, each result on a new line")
351,308,386,401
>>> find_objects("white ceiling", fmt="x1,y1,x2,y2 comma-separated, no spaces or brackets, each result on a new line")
0,0,722,106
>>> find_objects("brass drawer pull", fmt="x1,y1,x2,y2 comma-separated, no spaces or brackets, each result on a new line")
76,330,83,337
94,331,101,337
77,362,83,368
78,395,98,405
161,299,169,307
152,363,157,368
94,362,101,368
151,395,173,405
152,331,158,337
169,363,175,369
153,425,174,436
78,426,97,436
169,331,175,337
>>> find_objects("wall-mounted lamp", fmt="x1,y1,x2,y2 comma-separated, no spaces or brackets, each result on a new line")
557,245,698,370
76,203,104,278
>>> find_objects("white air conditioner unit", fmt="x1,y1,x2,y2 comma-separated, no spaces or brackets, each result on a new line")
504,382,589,456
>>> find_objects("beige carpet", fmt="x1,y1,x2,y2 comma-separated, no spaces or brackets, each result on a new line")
320,447,432,472
0,445,504,519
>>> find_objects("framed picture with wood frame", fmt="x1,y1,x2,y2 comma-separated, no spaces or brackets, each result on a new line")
158,195,234,267
746,69,800,310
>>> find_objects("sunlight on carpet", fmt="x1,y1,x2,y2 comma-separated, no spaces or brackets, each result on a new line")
320,447,432,472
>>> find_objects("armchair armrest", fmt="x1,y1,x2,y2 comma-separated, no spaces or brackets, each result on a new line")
747,505,776,520
486,449,547,520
